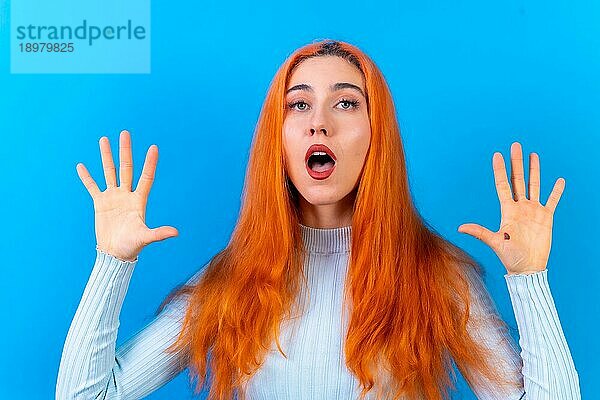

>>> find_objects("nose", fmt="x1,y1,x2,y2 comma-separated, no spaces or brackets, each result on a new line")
308,104,330,136
310,126,328,136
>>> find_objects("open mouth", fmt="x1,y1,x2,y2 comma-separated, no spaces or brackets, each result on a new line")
307,152,336,172
305,144,337,180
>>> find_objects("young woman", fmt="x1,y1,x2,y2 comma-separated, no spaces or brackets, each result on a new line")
56,40,580,400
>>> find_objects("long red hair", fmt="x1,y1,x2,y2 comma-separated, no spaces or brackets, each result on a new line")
157,39,520,400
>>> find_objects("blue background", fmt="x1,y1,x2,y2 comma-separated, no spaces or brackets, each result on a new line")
1,0,598,398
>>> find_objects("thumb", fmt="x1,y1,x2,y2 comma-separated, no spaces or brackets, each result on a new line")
143,226,179,245
458,223,497,250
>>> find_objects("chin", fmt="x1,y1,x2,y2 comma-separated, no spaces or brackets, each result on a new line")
299,186,347,205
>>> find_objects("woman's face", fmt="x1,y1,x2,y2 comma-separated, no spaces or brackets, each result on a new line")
283,56,371,227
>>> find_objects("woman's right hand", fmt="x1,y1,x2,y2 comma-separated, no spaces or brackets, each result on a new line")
76,130,178,262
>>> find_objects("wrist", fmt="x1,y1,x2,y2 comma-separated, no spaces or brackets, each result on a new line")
505,268,547,276
96,244,138,263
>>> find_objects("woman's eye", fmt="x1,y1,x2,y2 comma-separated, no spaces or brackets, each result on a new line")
288,101,309,111
337,99,360,110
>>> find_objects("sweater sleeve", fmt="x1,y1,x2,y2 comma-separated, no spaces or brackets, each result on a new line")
503,269,581,399
463,268,580,400
56,248,204,400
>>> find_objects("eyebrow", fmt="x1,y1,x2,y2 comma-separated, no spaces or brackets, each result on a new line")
285,82,366,98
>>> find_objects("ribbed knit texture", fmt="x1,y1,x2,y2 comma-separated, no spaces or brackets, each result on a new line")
56,224,580,399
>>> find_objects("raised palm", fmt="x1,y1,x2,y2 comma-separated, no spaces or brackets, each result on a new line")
76,130,178,262
458,142,565,275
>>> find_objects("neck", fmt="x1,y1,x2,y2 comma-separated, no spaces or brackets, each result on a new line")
298,189,356,228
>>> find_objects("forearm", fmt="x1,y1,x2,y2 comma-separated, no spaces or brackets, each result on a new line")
505,269,580,399
56,248,138,399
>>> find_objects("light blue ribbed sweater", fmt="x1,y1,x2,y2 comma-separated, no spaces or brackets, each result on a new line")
56,224,580,399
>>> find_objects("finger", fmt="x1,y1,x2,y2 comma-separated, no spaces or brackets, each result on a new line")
458,223,499,251
76,162,101,198
492,152,513,204
510,142,526,201
544,177,566,213
99,136,117,189
119,130,134,191
528,152,541,202
143,226,179,245
135,145,158,198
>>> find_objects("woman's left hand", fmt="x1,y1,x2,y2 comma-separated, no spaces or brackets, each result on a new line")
458,142,565,275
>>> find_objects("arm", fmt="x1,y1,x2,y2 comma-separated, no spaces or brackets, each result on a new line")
504,269,580,399
464,267,580,399
64,131,191,398
456,142,580,399
56,248,204,400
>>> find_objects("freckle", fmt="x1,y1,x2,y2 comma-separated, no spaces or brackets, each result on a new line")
504,232,510,240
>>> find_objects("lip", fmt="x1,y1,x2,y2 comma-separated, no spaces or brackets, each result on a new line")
305,143,337,180
305,143,337,164
306,163,336,180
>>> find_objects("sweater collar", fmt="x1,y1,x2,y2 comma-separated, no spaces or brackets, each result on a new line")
299,223,351,254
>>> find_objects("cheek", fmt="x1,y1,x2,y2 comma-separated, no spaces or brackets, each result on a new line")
346,124,371,160
357,119,371,156
341,130,370,179
360,129,371,156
